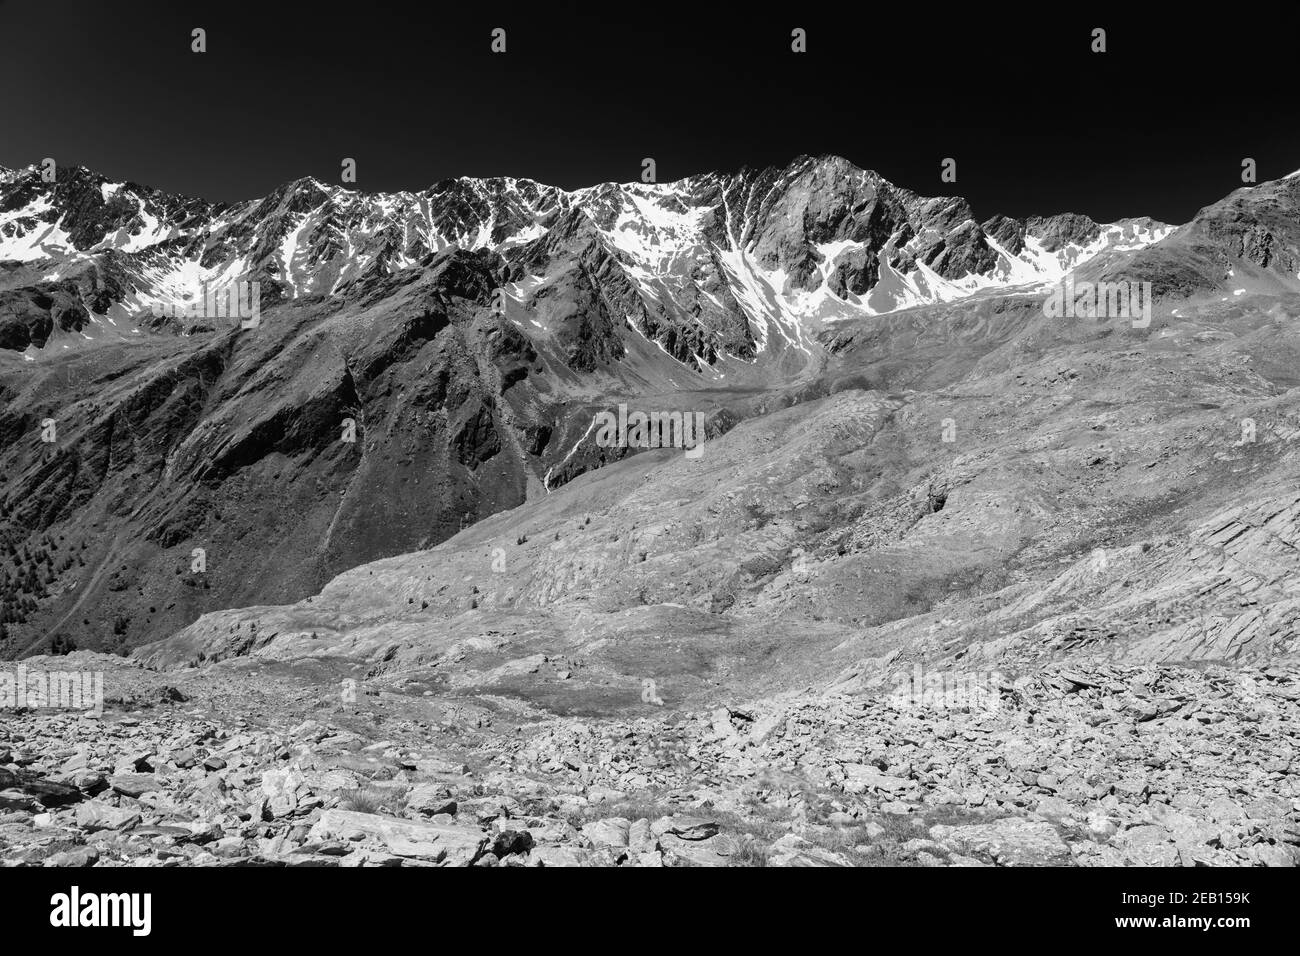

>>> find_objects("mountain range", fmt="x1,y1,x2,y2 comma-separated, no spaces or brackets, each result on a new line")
3,154,1300,665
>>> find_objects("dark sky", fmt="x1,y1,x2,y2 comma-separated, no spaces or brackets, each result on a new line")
2,0,1297,224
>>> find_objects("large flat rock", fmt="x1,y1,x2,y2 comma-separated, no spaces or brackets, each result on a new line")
308,809,488,866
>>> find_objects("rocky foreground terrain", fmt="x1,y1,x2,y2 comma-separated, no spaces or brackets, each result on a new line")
1,651,1296,867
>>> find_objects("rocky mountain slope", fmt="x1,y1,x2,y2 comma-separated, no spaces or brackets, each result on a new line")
137,284,1300,691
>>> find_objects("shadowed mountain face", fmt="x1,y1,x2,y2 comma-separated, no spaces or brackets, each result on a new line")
3,156,1300,664
0,247,553,654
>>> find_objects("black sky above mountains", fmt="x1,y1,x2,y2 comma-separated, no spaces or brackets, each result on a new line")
2,0,1296,225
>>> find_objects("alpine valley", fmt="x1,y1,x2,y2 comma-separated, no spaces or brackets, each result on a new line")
2,155,1299,868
